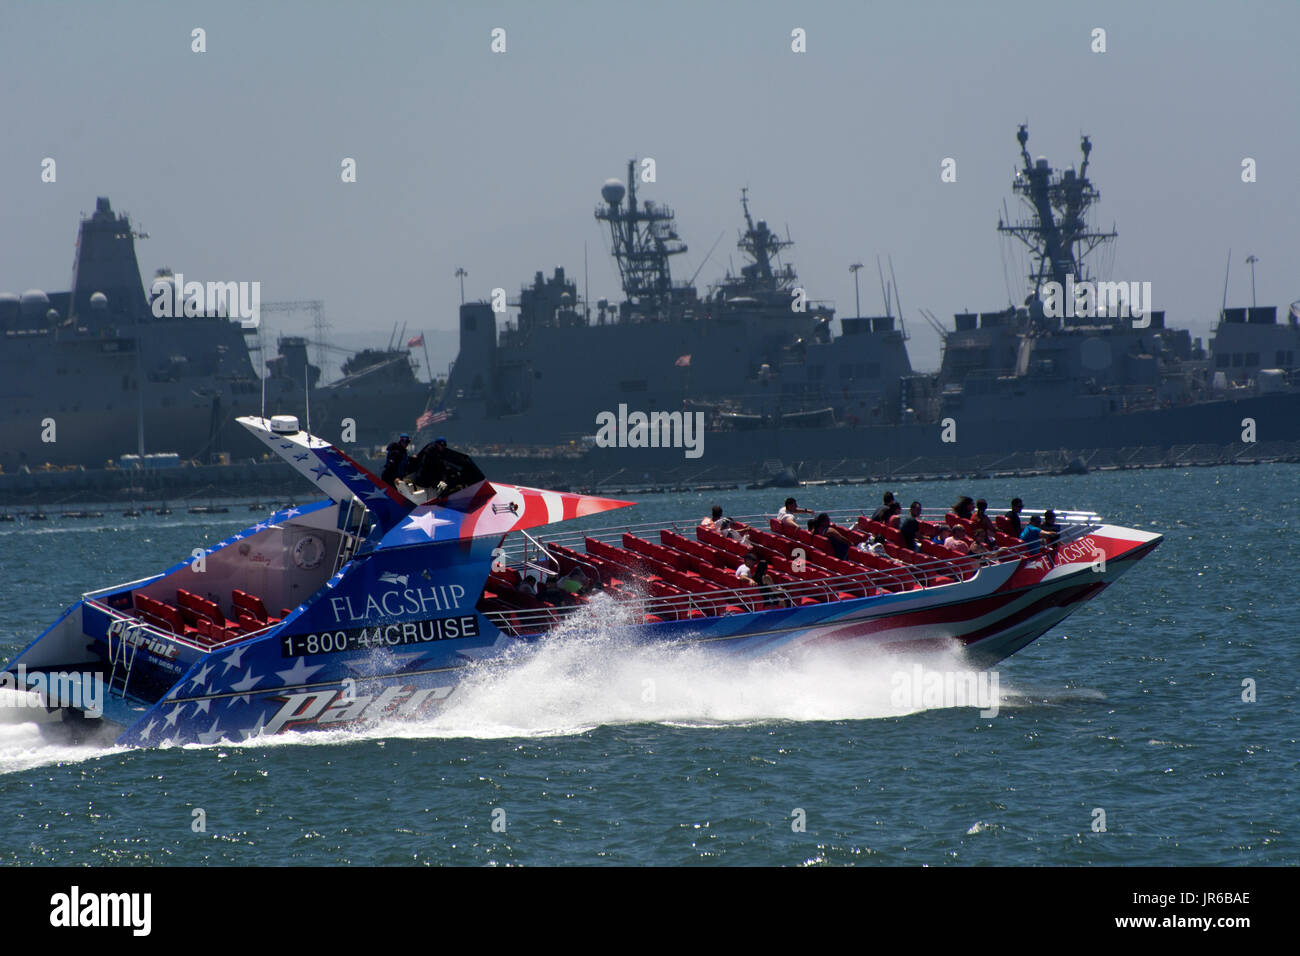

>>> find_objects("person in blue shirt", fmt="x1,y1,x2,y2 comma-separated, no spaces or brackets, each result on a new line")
1020,513,1044,553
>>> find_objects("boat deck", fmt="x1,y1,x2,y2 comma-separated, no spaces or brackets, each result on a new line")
480,508,1099,636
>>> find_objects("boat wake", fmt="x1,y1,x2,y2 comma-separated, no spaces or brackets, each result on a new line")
0,690,124,775
247,594,1033,749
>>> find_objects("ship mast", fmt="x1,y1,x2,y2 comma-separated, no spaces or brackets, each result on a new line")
997,125,1117,306
594,159,688,316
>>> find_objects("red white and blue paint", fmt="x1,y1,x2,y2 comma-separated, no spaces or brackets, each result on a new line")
1,416,1160,746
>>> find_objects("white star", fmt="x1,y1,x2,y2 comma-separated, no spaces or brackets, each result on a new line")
404,510,453,537
276,657,324,687
220,645,247,675
252,522,267,532
163,704,183,728
189,663,214,690
138,717,158,741
197,719,225,744
283,507,301,518
192,697,211,716
230,667,264,693
363,488,391,502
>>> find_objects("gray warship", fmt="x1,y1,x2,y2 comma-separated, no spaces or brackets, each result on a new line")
0,198,435,474
437,128,1300,472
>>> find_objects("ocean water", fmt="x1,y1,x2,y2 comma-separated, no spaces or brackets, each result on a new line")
0,465,1294,866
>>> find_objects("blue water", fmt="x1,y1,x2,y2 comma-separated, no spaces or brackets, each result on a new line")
1,466,1295,865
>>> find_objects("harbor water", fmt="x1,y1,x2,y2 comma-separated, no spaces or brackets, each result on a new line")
0,465,1294,865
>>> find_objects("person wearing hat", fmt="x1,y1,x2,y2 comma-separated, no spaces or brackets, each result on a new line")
381,432,412,484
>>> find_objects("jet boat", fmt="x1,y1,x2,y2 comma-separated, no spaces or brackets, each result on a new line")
1,415,1161,746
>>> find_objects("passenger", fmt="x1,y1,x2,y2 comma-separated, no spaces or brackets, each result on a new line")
883,500,903,527
898,512,922,551
381,433,412,484
1004,497,1024,535
555,566,590,597
810,512,852,560
517,570,540,597
972,498,995,537
950,495,975,520
1020,514,1044,553
1041,509,1060,533
700,505,725,530
942,525,971,554
870,491,897,523
858,533,889,557
969,527,995,555
750,559,789,608
734,552,759,585
777,497,813,525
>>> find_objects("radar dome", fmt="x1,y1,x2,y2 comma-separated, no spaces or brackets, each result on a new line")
601,178,625,205
89,291,109,310
20,289,50,317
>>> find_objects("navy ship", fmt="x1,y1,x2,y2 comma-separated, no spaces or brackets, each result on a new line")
437,130,1300,469
0,198,435,474
443,160,917,445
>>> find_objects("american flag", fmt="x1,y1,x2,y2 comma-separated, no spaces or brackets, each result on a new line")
407,333,425,347
417,409,448,430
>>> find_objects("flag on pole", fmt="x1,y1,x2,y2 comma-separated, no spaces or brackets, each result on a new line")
406,333,425,347
675,354,691,367
417,409,448,430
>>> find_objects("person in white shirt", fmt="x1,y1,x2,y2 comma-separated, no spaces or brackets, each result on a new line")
777,497,813,525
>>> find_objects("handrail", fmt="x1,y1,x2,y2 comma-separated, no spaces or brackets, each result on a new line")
482,515,1099,637
84,597,278,653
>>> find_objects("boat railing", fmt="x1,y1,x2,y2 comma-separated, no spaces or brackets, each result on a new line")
84,597,277,656
483,515,1100,637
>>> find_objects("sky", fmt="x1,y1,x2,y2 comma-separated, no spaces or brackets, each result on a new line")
2,0,1297,377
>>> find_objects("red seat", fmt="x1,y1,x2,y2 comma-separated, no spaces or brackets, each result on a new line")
232,589,282,625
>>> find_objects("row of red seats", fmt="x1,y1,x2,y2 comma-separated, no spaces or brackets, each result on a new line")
131,588,288,647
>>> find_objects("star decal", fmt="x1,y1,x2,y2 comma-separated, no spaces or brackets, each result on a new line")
310,462,331,480
293,453,310,462
197,719,226,745
230,667,264,696
404,510,454,538
163,704,183,728
192,697,211,716
189,662,214,690
220,645,247,675
276,657,324,687
283,507,301,518
138,717,158,741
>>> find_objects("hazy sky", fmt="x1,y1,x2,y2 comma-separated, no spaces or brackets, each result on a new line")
3,0,1297,376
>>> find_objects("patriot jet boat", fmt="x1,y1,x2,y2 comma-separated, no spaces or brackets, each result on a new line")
1,415,1161,746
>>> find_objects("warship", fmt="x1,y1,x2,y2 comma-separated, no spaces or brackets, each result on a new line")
436,129,1300,471
0,198,435,474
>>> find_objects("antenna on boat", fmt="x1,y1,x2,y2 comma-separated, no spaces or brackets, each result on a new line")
889,255,907,340
259,327,267,423
304,376,311,437
1221,247,1232,318
689,231,727,286
876,256,891,318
